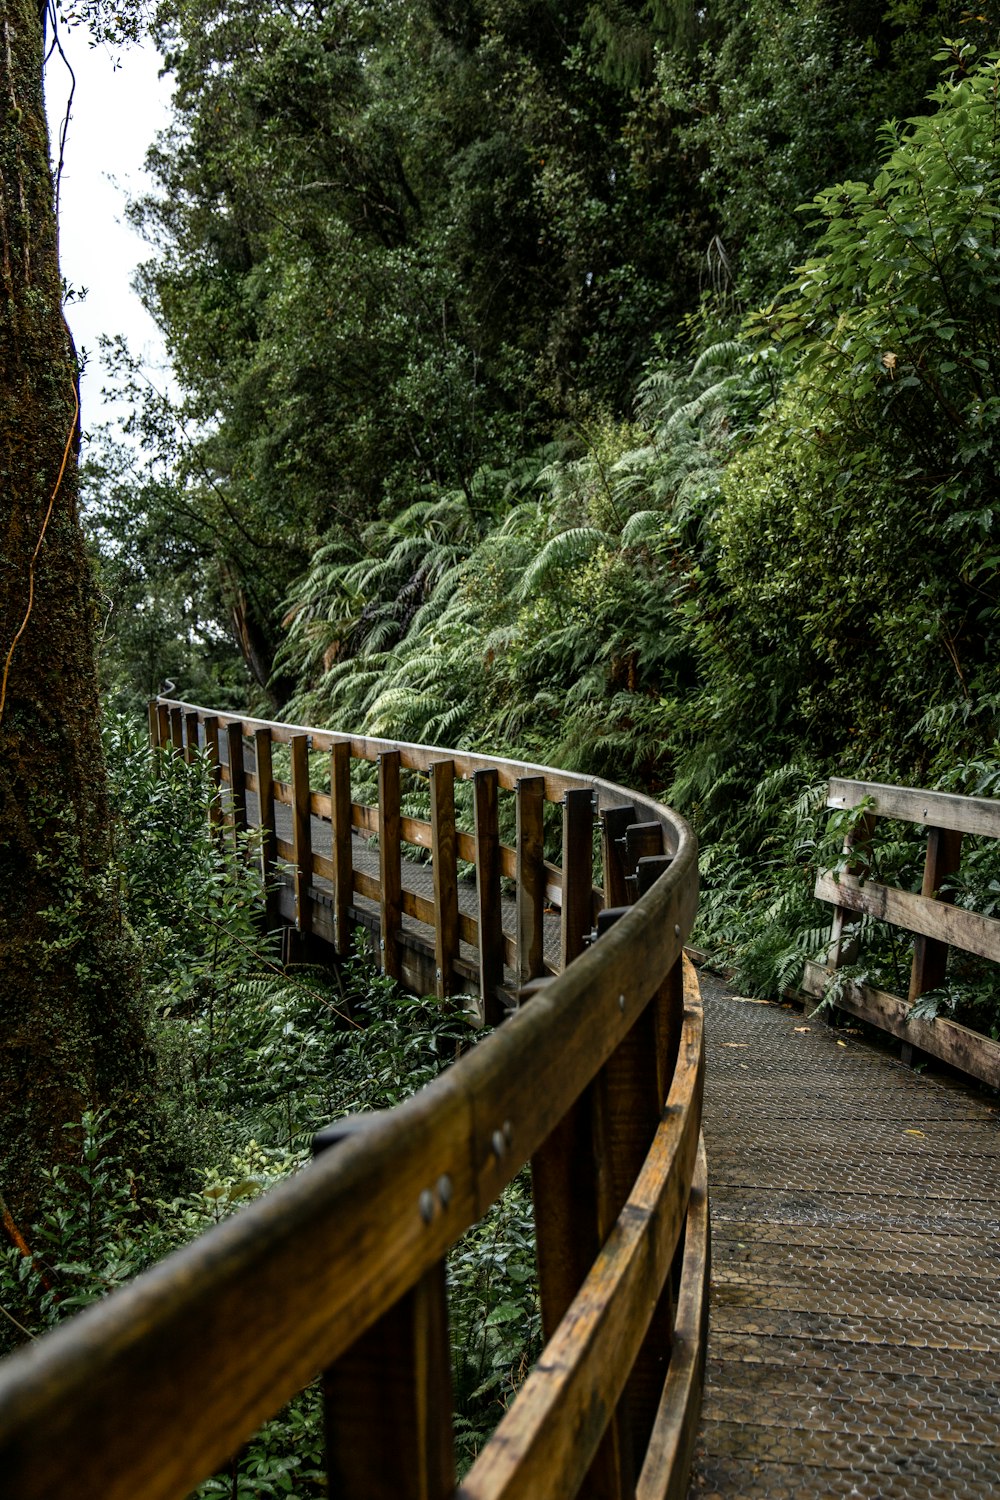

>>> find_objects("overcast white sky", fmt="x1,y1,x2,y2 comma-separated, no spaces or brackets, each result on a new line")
43,27,174,436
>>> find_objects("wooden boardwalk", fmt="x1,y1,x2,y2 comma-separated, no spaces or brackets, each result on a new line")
251,784,563,985
690,973,1000,1498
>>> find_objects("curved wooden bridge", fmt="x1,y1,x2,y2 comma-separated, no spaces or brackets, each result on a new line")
0,700,998,1497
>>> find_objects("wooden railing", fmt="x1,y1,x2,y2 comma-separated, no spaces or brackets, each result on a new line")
804,776,1000,1087
0,700,708,1500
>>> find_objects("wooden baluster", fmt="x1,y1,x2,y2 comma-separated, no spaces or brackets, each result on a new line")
636,853,673,898
516,776,545,984
623,822,663,903
473,769,505,1025
616,954,686,1474
146,699,160,774
290,733,313,940
531,831,680,1494
601,804,636,909
330,741,354,956
814,810,876,1018
561,788,595,969
226,723,248,841
429,760,459,999
314,1118,455,1500
169,705,184,752
184,711,200,766
254,728,279,933
379,750,402,981
202,716,222,828
904,825,963,1066
156,700,171,754
531,1062,633,1500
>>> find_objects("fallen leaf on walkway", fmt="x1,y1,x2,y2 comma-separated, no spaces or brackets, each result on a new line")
722,1042,749,1047
904,1129,925,1137
836,1040,847,1048
793,1026,811,1033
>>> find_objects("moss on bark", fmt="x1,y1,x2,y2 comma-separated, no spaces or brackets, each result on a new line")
0,0,153,1228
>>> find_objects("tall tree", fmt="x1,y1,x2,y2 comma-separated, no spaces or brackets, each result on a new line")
0,0,151,1231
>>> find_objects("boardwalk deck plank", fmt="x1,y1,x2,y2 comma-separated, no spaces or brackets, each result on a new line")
688,976,1000,1498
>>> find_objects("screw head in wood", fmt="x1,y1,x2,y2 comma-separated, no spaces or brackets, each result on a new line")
437,1174,452,1208
419,1189,435,1224
618,993,626,1012
674,924,681,937
491,1129,506,1159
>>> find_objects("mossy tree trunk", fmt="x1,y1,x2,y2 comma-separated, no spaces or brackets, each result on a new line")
0,0,151,1231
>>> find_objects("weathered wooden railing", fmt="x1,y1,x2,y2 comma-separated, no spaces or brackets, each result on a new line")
803,776,1000,1087
0,700,708,1500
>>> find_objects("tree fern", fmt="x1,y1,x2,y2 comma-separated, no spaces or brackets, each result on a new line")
517,527,613,599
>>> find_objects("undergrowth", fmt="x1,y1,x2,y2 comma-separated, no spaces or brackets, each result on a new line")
0,716,540,1489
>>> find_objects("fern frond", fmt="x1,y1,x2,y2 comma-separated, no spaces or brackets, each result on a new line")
517,527,612,598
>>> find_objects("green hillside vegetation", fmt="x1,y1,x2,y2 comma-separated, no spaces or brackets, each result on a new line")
87,7,1000,1026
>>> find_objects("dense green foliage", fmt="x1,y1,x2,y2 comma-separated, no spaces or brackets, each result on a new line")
0,726,540,1482
94,0,975,698
81,13,1000,1026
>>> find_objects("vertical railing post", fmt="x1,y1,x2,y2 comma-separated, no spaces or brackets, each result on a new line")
378,751,402,982
429,760,459,999
601,804,635,909
813,808,876,1017
516,776,545,983
184,711,200,766
330,740,354,956
156,699,171,754
313,1117,455,1500
530,1063,632,1500
290,733,313,939
169,705,184,752
623,822,663,904
147,699,160,775
203,716,222,828
254,728,279,933
473,769,505,1025
604,959,682,1477
560,788,594,969
905,824,963,1065
226,723,248,841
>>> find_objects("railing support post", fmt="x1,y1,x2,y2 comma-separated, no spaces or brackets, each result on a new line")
430,759,459,999
379,750,402,981
290,733,313,939
314,1118,455,1500
184,711,200,766
156,699,171,753
253,728,279,933
561,788,595,968
203,716,222,828
474,769,505,1025
330,740,354,955
601,804,636,909
815,811,876,1017
905,825,963,1065
147,699,160,774
226,722,248,842
516,776,545,983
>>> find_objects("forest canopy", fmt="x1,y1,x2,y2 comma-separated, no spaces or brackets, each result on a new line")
83,1,1000,995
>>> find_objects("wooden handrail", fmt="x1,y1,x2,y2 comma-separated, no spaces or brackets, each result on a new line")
0,701,708,1500
805,776,1000,1086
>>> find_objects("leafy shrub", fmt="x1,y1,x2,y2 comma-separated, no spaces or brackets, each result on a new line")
0,716,541,1485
